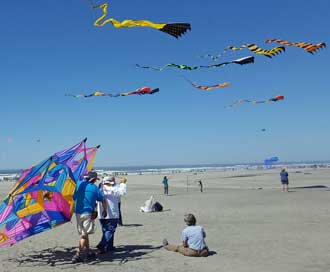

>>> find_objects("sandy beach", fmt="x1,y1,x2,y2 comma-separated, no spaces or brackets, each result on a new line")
1,168,330,272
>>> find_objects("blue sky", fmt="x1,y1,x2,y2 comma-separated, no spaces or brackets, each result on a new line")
0,0,329,169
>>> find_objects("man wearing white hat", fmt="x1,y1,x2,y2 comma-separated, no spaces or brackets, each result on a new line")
96,176,127,253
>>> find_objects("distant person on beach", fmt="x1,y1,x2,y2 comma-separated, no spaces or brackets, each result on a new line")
72,171,107,263
162,176,169,195
163,214,209,257
280,168,289,192
117,177,127,226
96,176,127,254
197,180,203,192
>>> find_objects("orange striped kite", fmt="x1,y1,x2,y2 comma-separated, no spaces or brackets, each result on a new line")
265,39,326,54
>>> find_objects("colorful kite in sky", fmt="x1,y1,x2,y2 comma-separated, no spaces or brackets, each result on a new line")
66,87,159,98
136,56,254,71
225,95,285,108
202,44,285,60
0,139,99,247
181,76,230,91
93,3,191,39
265,39,326,54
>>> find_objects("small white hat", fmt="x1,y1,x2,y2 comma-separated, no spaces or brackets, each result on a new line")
103,176,112,182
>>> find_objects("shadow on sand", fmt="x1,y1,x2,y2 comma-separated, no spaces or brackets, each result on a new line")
121,223,143,227
208,250,217,256
8,244,162,268
292,185,328,189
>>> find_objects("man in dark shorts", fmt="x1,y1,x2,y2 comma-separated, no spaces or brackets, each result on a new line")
280,168,289,192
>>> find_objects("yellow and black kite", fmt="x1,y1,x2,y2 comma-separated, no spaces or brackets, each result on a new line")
203,44,285,60
93,3,191,39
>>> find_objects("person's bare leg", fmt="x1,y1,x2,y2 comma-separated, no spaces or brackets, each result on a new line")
79,235,89,253
177,245,199,257
73,235,88,262
165,244,179,252
163,239,178,252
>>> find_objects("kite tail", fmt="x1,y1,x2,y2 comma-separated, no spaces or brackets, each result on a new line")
180,75,194,85
202,43,285,60
136,64,164,71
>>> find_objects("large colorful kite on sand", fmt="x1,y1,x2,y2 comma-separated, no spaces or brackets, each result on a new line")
0,139,99,247
93,3,191,39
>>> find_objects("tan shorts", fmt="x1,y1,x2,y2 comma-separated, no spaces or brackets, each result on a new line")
76,214,95,235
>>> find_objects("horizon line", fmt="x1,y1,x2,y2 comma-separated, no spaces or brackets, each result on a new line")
1,160,330,172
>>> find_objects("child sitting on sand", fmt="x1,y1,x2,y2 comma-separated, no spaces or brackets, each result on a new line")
163,214,209,257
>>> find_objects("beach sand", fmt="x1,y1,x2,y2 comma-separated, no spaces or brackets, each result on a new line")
1,168,330,272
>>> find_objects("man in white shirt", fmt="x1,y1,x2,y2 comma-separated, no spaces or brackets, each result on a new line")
96,176,127,253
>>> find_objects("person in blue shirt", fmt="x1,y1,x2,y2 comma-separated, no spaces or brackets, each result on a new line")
72,171,107,263
163,214,209,257
162,176,169,195
280,168,289,192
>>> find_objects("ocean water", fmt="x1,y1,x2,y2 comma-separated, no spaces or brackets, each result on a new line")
0,163,258,176
0,161,329,176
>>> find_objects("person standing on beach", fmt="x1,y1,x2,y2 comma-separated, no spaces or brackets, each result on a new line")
163,214,209,257
96,176,127,253
197,180,203,193
162,176,169,195
280,168,289,192
117,176,127,226
72,171,107,263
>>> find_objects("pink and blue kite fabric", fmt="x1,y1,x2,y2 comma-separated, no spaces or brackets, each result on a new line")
0,139,99,247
